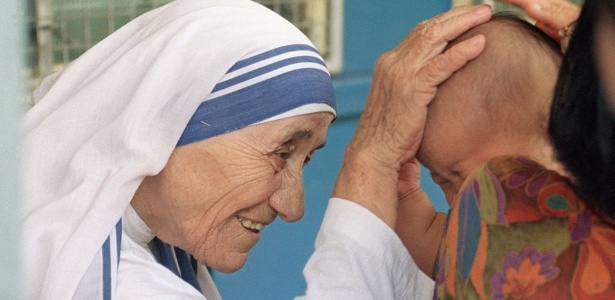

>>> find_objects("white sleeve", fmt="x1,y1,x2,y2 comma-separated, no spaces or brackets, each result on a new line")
297,198,435,300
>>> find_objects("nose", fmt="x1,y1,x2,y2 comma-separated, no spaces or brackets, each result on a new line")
270,168,305,222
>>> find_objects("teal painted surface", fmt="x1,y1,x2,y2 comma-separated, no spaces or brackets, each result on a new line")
213,1,449,299
0,0,23,298
342,0,451,74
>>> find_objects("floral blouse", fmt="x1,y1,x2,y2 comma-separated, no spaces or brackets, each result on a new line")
434,156,615,299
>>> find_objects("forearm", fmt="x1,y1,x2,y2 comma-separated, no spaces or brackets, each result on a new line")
396,188,446,276
332,150,400,229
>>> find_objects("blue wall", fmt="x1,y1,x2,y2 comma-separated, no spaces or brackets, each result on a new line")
213,1,450,299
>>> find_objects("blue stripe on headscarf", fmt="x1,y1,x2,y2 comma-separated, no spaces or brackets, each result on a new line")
212,56,327,93
177,44,336,146
227,44,322,72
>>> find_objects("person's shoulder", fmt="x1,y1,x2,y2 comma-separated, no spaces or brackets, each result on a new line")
474,155,573,190
453,155,582,225
483,155,574,196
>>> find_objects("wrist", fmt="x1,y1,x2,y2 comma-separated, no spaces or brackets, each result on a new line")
332,150,400,228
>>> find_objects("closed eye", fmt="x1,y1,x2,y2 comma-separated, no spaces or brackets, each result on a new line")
269,145,294,172
276,151,292,160
430,172,447,185
274,145,294,160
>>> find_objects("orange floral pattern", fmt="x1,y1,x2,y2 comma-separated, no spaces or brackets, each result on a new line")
434,156,615,299
490,248,559,299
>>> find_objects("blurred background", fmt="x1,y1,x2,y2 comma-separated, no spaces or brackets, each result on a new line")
1,0,578,299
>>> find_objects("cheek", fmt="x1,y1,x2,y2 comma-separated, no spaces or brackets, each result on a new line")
158,161,278,244
205,172,277,226
178,169,281,270
205,155,278,208
224,170,280,212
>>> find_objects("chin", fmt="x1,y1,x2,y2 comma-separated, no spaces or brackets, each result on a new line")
207,255,248,274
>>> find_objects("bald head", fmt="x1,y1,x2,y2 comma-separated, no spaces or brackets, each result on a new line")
436,14,561,137
416,15,563,203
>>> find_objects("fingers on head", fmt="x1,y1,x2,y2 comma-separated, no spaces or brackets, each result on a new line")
435,4,491,23
419,34,486,87
414,5,491,46
402,4,491,47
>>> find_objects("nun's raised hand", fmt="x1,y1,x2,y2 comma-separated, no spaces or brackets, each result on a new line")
333,5,491,228
499,0,580,42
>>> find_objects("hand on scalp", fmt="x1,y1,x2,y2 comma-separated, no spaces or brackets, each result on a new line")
333,5,491,228
498,0,580,41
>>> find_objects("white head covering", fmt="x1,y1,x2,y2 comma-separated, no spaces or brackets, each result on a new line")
22,0,336,298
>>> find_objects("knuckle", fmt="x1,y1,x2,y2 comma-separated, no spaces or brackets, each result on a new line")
418,24,439,43
416,65,438,85
375,51,398,70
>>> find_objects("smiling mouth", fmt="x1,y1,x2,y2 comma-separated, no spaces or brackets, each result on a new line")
237,216,265,233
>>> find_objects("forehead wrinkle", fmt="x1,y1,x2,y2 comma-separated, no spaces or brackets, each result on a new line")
273,113,332,150
282,128,323,152
292,128,330,154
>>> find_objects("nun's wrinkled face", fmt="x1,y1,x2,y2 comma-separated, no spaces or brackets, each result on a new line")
131,112,334,273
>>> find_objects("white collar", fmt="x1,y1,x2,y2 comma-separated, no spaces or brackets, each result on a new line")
123,204,155,250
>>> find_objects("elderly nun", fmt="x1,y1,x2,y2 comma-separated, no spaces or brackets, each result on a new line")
22,0,492,298
23,0,335,297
